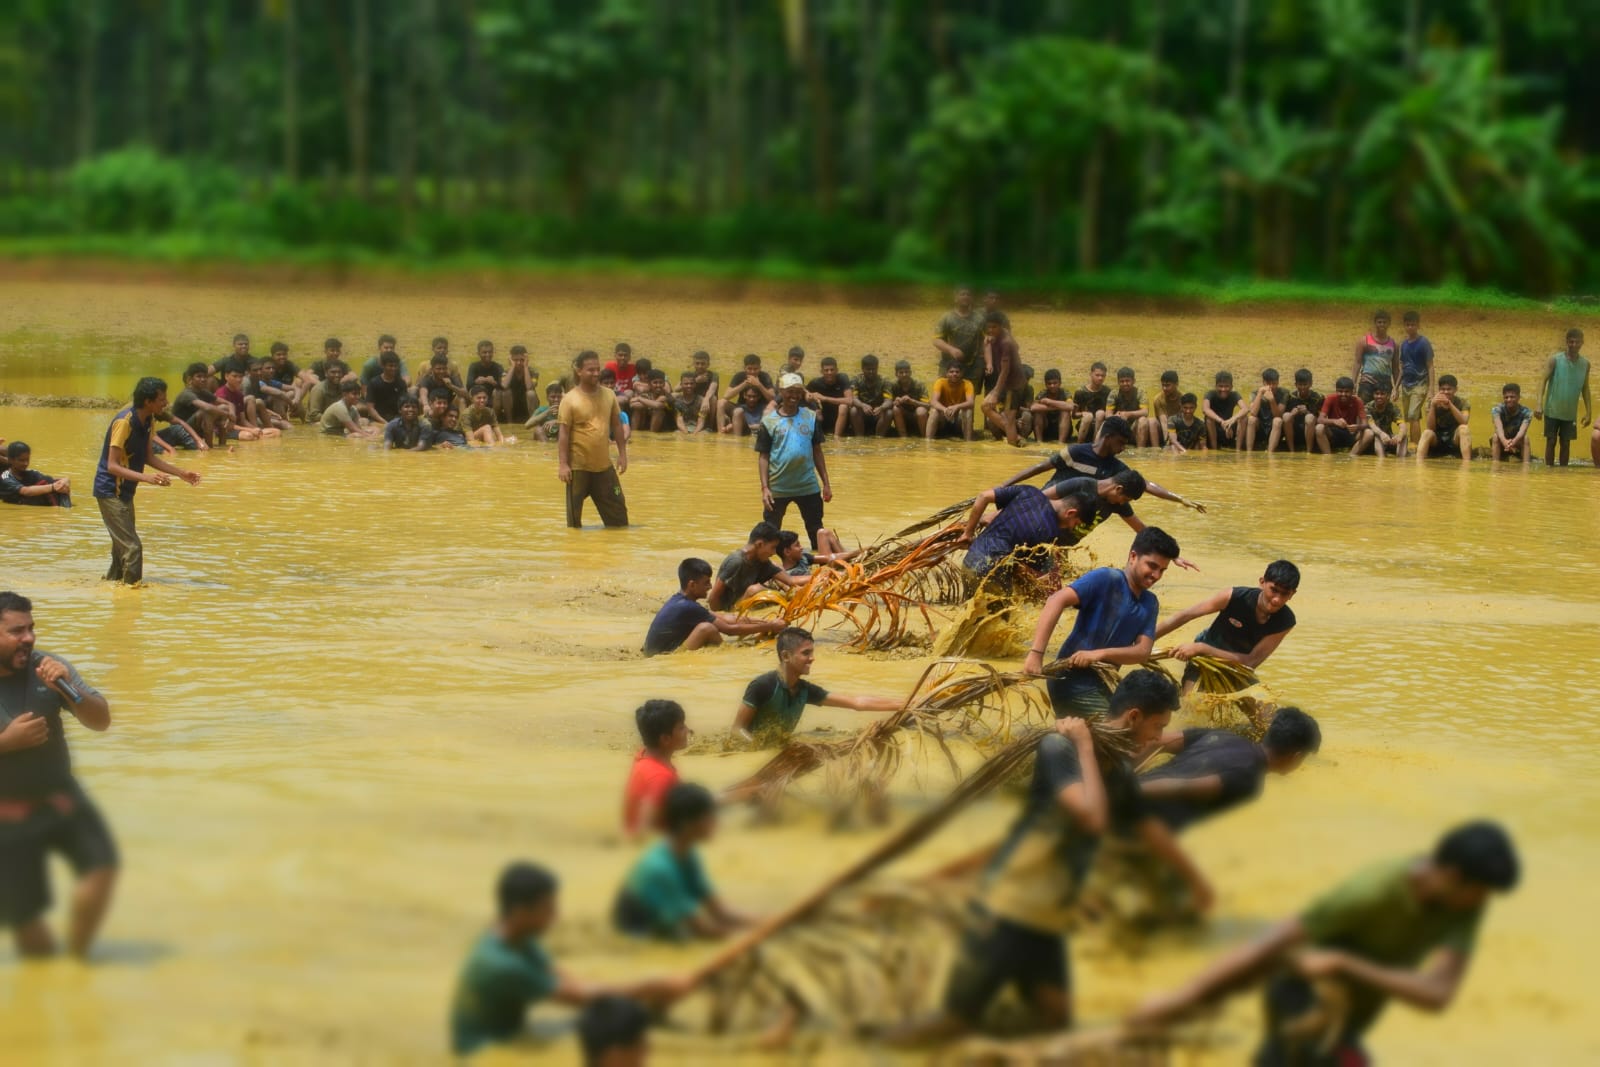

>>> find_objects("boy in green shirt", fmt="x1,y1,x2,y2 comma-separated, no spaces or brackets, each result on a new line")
613,783,750,940
449,862,688,1055
732,626,901,742
1534,327,1591,467
1131,821,1520,1065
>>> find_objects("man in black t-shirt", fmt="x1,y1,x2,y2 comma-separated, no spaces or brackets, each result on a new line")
807,357,851,437
0,592,118,958
1040,470,1145,545
1141,707,1322,832
366,353,410,421
718,355,776,433
1203,371,1245,449
1155,560,1300,692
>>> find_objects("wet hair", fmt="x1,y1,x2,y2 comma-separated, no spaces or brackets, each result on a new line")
430,353,450,367
1214,370,1234,385
749,521,781,545
984,310,1007,326
574,350,600,369
860,354,879,371
341,379,362,394
1335,376,1355,390
578,996,651,1066
546,383,562,396
649,370,667,384
184,361,210,380
1116,367,1135,380
677,558,712,587
599,369,617,383
635,699,687,748
378,334,396,347
743,353,762,367
497,861,557,916
788,345,805,358
1044,369,1061,382
510,344,528,356
1439,374,1458,388
1022,364,1034,380
1263,707,1321,757
232,333,249,344
0,591,33,617
1261,368,1280,383
662,782,716,833
1090,361,1107,374
477,339,493,353
1110,468,1147,499
1109,669,1180,717
1502,382,1520,395
776,626,813,657
429,389,450,404
678,372,695,383
400,396,419,410
1130,526,1180,561
1373,308,1390,321
1263,559,1301,591
6,441,30,460
1567,327,1584,340
1402,310,1420,324
776,530,802,553
1180,392,1198,405
324,337,343,350
693,350,710,362
379,352,399,368
1294,368,1313,384
821,356,838,369
614,342,632,356
1160,370,1178,384
1056,488,1097,521
132,376,168,406
471,387,490,399
270,341,288,355
1434,820,1520,891
432,336,448,348
894,359,911,372
1373,383,1391,396
1100,416,1132,441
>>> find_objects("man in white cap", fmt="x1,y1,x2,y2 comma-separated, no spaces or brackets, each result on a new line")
756,373,832,549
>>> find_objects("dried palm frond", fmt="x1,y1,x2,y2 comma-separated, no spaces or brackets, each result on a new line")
1147,649,1261,693
1145,650,1279,740
883,497,976,542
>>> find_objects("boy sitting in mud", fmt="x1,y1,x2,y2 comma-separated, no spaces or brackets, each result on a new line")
1357,382,1407,457
719,354,775,432
613,783,752,941
643,557,786,656
173,362,234,446
1246,368,1288,452
889,359,929,437
1166,394,1206,453
1203,371,1245,449
1073,361,1111,442
1031,369,1075,444
502,345,539,424
1490,382,1533,463
1416,374,1472,462
320,378,380,438
847,354,892,436
415,353,468,411
464,388,514,445
1275,369,1323,452
732,627,900,743
1,441,71,507
526,382,563,440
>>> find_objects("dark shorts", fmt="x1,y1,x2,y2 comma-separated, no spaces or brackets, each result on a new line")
1253,974,1369,1067
1286,413,1314,450
1430,430,1462,457
157,424,198,450
1323,424,1357,450
1544,417,1576,442
0,788,118,927
1045,671,1112,718
943,911,1069,1025
611,889,660,938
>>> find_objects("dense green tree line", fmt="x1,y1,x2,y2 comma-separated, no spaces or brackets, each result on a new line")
2,0,1596,293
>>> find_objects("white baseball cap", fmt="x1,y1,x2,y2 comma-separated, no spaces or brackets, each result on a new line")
779,373,805,390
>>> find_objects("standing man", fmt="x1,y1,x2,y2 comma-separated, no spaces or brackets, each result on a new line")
558,351,629,528
979,311,1026,447
0,592,118,958
756,373,831,549
1397,311,1434,445
1534,328,1591,467
92,377,202,586
933,286,986,400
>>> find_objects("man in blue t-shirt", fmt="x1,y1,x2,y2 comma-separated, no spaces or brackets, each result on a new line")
756,373,832,549
958,483,1097,581
642,558,784,656
1024,527,1181,716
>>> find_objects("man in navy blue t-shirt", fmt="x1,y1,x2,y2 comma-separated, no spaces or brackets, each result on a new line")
642,559,784,656
958,483,1097,580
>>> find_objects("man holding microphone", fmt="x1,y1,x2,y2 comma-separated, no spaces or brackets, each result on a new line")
0,592,118,958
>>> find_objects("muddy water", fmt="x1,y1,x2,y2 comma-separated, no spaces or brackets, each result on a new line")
1,278,1598,1065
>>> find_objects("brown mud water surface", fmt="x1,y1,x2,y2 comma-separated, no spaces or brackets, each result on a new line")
0,276,1597,1064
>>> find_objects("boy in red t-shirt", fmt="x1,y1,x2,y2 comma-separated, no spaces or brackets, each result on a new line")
605,342,638,394
622,699,689,840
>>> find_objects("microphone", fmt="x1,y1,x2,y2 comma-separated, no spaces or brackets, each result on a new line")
31,652,83,703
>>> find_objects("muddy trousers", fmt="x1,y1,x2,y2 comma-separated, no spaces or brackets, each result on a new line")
96,497,143,584
763,492,825,549
565,467,629,528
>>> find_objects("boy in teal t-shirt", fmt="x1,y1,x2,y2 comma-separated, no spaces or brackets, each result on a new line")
612,783,748,940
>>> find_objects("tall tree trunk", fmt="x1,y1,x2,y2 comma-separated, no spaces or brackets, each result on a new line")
76,0,98,161
283,0,299,181
1078,131,1107,273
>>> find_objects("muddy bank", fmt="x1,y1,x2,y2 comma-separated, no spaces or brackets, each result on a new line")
0,391,121,409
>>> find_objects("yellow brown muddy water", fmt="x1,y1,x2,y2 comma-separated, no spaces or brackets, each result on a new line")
1,277,1598,1065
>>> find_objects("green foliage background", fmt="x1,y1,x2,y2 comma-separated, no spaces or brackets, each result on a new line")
2,0,1597,296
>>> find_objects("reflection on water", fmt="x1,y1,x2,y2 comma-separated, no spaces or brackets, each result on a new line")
2,289,1598,1065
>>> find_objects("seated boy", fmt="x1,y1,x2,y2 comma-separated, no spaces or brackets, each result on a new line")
366,352,410,422
1246,368,1288,452
848,354,892,436
383,396,434,450
526,382,563,440
1490,382,1532,463
629,371,672,433
732,627,901,742
448,862,687,1056
1031,369,1075,444
215,368,272,440
173,361,233,445
466,340,507,411
1073,361,1110,443
1141,707,1322,833
1,441,71,507
1154,559,1299,692
1131,821,1520,1067
1166,393,1206,453
728,382,767,438
776,529,857,577
1416,374,1472,461
684,350,720,430
1202,371,1244,449
303,360,351,422
244,358,293,431
465,387,513,445
670,373,704,434
320,378,380,438
889,359,929,437
1146,370,1182,447
432,407,472,450
1109,367,1148,443
1315,377,1367,455
613,783,750,941
266,342,306,412
502,344,540,424
622,700,688,839
415,352,469,410
719,354,774,432
643,558,786,656
807,356,852,437
926,362,976,441
709,523,805,611
1274,369,1322,452
1358,382,1408,457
